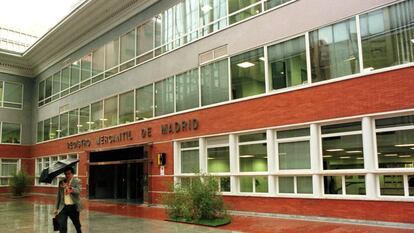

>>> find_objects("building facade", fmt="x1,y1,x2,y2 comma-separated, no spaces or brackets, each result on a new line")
0,0,414,224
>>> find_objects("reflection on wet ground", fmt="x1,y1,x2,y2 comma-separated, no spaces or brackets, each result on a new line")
0,200,231,233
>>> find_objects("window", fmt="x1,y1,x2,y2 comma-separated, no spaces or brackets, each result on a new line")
119,91,134,124
3,82,23,108
277,128,310,170
324,175,366,195
103,96,118,128
199,0,227,36
155,77,174,116
69,109,79,136
265,0,291,10
379,175,404,196
176,68,199,111
231,48,265,99
37,121,43,143
92,46,105,82
79,106,90,133
183,0,200,43
180,140,199,173
43,118,50,141
239,132,267,172
136,84,154,120
120,30,135,70
59,112,69,138
81,54,92,87
360,0,414,71
200,59,229,106
50,116,59,140
91,101,103,130
240,176,268,193
61,67,70,96
228,0,261,24
45,77,52,103
161,8,174,52
310,17,359,82
376,115,414,168
52,72,60,101
38,81,45,106
1,122,21,144
207,136,230,173
268,36,307,90
105,39,119,77
0,159,20,186
70,60,80,93
321,122,364,170
217,176,231,192
278,176,313,194
136,20,154,63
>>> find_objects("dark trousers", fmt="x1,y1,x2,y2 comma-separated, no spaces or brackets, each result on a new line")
57,205,82,233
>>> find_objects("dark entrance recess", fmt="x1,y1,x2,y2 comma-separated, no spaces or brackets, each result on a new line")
88,146,149,203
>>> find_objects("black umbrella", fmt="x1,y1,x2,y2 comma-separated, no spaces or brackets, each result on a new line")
39,158,79,184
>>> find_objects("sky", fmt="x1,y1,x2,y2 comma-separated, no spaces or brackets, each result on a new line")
0,0,84,37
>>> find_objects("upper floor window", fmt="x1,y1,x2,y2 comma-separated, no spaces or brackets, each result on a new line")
0,81,23,109
1,122,21,144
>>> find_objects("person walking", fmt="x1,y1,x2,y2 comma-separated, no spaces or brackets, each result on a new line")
54,166,82,233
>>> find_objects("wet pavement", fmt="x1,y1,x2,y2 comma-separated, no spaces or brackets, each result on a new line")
0,199,231,233
0,196,413,233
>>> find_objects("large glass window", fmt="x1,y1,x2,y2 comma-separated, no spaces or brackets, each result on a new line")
176,68,199,111
277,128,310,170
120,30,135,70
50,116,59,140
183,0,199,43
265,0,291,10
310,18,359,82
239,132,267,172
0,159,19,186
59,112,69,138
43,118,50,141
360,0,414,71
81,54,92,87
228,0,261,24
240,176,268,193
92,46,105,82
91,101,103,130
136,84,154,120
79,106,90,133
268,36,307,90
1,122,21,144
324,175,366,195
181,140,199,173
52,72,60,101
376,115,414,168
119,91,134,124
3,82,23,108
68,109,79,136
155,77,174,116
207,136,230,173
322,122,364,170
161,8,174,52
199,0,227,36
37,121,43,143
105,39,119,77
61,67,70,96
103,96,118,128
45,77,52,103
200,59,229,106
136,20,154,63
70,61,80,93
231,48,265,99
38,81,45,105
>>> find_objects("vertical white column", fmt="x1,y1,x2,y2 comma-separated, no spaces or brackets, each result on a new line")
362,116,377,199
173,141,180,185
310,123,322,197
266,129,276,195
229,134,238,193
199,137,207,174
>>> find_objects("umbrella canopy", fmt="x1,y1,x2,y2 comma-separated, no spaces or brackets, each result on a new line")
39,158,79,184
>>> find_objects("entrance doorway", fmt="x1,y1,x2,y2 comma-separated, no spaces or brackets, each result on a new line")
88,146,148,203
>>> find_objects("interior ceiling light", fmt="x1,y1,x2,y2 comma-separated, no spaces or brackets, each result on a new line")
201,5,212,13
323,155,332,158
326,149,344,152
399,155,412,158
340,156,351,159
259,57,266,61
356,157,364,160
240,155,255,158
395,143,414,147
237,62,255,68
411,39,414,44
346,150,362,154
384,154,398,157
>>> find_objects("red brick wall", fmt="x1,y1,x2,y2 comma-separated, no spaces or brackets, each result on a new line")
6,67,414,222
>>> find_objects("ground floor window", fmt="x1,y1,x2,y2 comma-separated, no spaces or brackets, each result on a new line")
240,176,268,193
35,154,78,186
323,175,366,195
0,159,20,186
